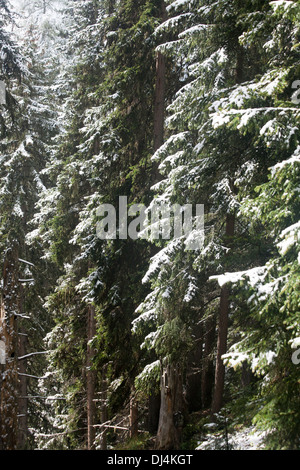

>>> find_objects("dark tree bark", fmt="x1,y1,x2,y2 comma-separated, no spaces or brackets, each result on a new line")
155,364,185,450
129,388,139,439
17,319,28,449
154,49,166,153
152,0,167,183
0,363,3,450
0,248,19,450
87,304,96,450
100,365,108,450
201,315,216,409
186,323,203,412
148,392,161,434
211,214,235,415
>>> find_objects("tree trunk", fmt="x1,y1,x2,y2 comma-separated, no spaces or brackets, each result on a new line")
211,285,230,415
148,391,161,434
152,1,167,181
87,304,96,450
153,0,167,153
18,324,28,449
211,214,235,415
148,0,168,437
0,248,19,450
154,49,166,153
129,388,139,439
100,365,108,450
201,315,216,409
211,43,243,415
155,363,185,450
0,363,3,450
186,323,203,412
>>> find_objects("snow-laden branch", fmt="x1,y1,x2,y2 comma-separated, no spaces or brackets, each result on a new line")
18,372,49,380
18,258,35,267
18,351,49,361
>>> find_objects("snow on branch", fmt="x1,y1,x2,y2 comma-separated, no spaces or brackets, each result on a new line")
18,351,49,361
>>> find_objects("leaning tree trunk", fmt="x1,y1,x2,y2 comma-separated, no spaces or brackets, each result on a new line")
155,363,185,450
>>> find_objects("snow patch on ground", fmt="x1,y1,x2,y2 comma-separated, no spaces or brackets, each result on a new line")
196,426,267,450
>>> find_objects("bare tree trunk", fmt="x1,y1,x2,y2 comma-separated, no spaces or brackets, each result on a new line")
155,364,185,450
100,365,108,450
201,315,216,409
148,393,160,434
18,321,28,449
87,304,96,450
129,388,139,439
0,248,19,450
186,323,203,412
154,49,166,153
211,286,230,415
153,0,167,152
211,214,235,415
152,0,167,182
0,363,3,450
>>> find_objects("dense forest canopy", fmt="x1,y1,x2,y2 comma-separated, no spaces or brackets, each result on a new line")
0,0,299,451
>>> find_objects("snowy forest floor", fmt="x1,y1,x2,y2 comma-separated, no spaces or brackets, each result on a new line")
195,425,267,450
112,405,269,451
113,424,267,451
